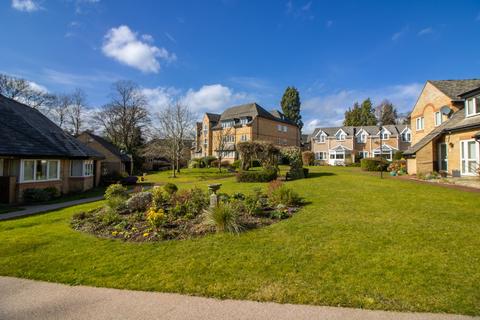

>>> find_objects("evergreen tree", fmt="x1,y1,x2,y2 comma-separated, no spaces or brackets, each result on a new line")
378,100,398,125
359,98,377,125
343,102,361,126
281,86,303,131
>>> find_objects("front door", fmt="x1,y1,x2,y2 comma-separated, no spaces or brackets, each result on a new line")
460,140,479,176
438,143,448,171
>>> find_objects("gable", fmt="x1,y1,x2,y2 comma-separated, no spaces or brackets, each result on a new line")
410,82,453,119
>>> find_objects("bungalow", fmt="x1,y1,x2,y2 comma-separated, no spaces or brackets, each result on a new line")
0,94,104,204
404,79,480,176
76,131,133,176
310,125,411,165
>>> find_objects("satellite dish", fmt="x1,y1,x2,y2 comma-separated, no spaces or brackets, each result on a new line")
440,106,452,115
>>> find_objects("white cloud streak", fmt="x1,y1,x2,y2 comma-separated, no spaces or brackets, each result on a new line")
102,25,176,73
11,0,40,12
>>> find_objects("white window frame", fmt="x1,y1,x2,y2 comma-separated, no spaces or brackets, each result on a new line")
70,159,94,177
416,117,424,131
460,139,479,176
282,125,288,132
221,120,235,128
240,118,249,125
400,127,412,142
465,96,479,117
277,124,282,132
335,129,347,141
373,145,394,161
315,151,327,160
240,134,248,142
315,131,326,143
20,159,61,183
434,111,442,126
356,133,367,144
357,151,369,159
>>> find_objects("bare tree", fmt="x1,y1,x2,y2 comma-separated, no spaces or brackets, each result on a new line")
0,73,52,109
94,80,150,155
48,94,72,130
156,103,195,177
69,89,87,136
212,126,234,172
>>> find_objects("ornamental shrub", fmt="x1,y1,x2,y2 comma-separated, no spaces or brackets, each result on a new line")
236,167,278,182
268,185,302,207
360,157,389,172
146,207,166,228
105,184,128,200
231,160,241,169
393,151,404,161
201,156,217,167
23,188,51,203
204,202,242,234
302,151,315,166
151,186,169,210
163,182,178,195
126,192,152,212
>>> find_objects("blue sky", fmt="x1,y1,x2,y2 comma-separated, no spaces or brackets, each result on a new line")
1,0,480,132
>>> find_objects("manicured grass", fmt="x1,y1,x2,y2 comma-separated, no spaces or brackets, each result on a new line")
0,167,479,315
142,167,235,185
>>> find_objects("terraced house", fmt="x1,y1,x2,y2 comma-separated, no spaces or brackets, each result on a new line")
310,125,412,165
192,103,301,162
404,79,480,176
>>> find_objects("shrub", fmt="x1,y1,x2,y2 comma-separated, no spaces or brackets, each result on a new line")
302,151,315,166
360,157,389,172
107,196,128,213
170,187,209,218
105,184,128,200
121,176,138,185
151,186,168,209
102,207,121,225
23,188,51,203
163,182,178,195
202,156,217,167
211,159,219,167
146,207,166,228
236,167,278,182
44,187,60,199
268,185,302,207
126,192,152,212
204,202,242,234
347,162,361,167
388,159,407,173
231,160,241,169
251,159,261,167
393,151,404,161
303,167,309,178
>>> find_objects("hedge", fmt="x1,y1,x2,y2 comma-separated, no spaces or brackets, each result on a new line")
236,167,278,182
360,157,389,172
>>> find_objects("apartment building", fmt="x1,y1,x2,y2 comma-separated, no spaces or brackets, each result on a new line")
192,103,301,162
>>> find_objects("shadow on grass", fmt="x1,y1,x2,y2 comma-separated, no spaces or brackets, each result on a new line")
307,172,336,178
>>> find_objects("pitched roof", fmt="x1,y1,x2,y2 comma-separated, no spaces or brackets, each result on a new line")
311,125,408,138
205,113,221,122
78,131,131,162
404,111,480,155
428,79,480,100
0,94,104,159
212,102,296,128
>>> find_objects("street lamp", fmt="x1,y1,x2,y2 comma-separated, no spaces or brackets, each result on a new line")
379,124,383,179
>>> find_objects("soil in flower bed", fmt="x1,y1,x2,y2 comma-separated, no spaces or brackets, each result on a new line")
71,205,300,242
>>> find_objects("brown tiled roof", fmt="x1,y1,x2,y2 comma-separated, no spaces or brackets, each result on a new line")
428,79,480,100
311,125,409,138
79,132,131,162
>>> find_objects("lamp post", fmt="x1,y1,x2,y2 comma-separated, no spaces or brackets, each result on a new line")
379,124,383,179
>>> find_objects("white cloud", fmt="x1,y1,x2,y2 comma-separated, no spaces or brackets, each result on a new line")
102,25,176,73
301,83,423,132
182,84,250,113
28,81,48,93
43,68,119,86
11,0,40,12
392,26,408,41
141,87,180,114
418,27,433,36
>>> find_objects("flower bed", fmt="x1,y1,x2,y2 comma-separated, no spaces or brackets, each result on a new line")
71,181,302,242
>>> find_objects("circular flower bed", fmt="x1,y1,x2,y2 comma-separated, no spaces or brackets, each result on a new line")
71,181,302,242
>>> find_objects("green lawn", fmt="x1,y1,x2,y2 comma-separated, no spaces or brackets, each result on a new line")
0,166,479,315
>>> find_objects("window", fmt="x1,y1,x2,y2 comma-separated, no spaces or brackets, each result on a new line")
401,131,411,142
335,131,346,141
218,151,236,158
465,96,480,117
21,159,60,182
240,134,248,142
357,151,368,159
71,160,94,177
283,125,288,132
356,133,366,143
222,135,235,143
316,134,326,143
277,124,282,132
416,117,424,131
315,152,327,160
240,118,249,125
221,120,235,128
434,111,442,126
460,140,479,175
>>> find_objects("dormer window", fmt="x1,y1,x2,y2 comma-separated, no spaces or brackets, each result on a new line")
401,128,412,142
240,118,249,125
465,96,480,117
335,131,346,141
378,128,390,140
356,130,367,143
221,120,235,128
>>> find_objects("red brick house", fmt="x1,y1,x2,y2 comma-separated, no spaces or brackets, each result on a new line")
0,94,104,204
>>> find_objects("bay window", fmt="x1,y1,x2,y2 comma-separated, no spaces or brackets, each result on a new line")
21,159,60,182
71,160,94,177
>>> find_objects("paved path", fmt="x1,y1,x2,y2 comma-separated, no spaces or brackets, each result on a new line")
0,196,103,221
0,277,476,320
